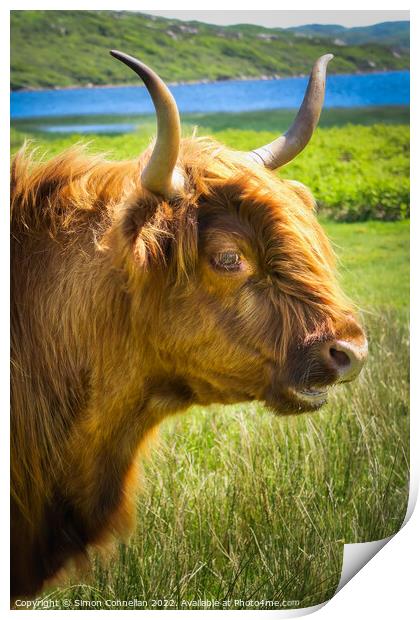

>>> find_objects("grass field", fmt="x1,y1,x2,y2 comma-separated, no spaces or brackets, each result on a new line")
12,108,409,610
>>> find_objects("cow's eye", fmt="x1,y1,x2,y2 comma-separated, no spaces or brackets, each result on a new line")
211,251,242,272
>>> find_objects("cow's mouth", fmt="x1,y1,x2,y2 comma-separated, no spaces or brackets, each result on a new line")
265,382,331,415
291,385,329,406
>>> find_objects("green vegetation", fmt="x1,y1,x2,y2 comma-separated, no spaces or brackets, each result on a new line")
10,11,409,90
286,126,409,222
12,106,409,222
325,221,409,311
12,107,409,609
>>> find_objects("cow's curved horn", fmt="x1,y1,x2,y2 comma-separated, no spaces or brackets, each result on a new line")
249,54,333,169
110,50,183,197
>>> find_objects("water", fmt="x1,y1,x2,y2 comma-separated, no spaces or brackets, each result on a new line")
11,71,409,133
40,123,137,134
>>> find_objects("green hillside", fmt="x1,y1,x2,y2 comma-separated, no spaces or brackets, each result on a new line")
287,21,409,50
10,11,409,90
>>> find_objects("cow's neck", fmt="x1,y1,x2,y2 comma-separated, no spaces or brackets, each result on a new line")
61,258,194,537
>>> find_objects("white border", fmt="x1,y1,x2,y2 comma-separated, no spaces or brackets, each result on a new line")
3,2,416,617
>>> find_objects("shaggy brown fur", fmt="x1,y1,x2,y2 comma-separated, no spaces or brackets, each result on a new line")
11,136,364,598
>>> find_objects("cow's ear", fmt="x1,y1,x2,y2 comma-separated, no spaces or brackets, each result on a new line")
285,180,317,211
113,193,173,270
118,196,156,267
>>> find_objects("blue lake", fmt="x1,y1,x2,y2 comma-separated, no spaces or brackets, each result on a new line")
11,70,409,131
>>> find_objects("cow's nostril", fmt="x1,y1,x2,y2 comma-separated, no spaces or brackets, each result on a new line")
323,338,368,382
329,347,351,369
318,337,367,383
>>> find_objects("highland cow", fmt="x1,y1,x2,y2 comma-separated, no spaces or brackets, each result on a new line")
11,51,367,598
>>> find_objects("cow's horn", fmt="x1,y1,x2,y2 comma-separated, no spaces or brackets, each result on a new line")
110,50,183,197
249,54,333,169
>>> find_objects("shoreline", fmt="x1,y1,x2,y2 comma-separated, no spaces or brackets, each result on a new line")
11,106,410,126
12,68,409,94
